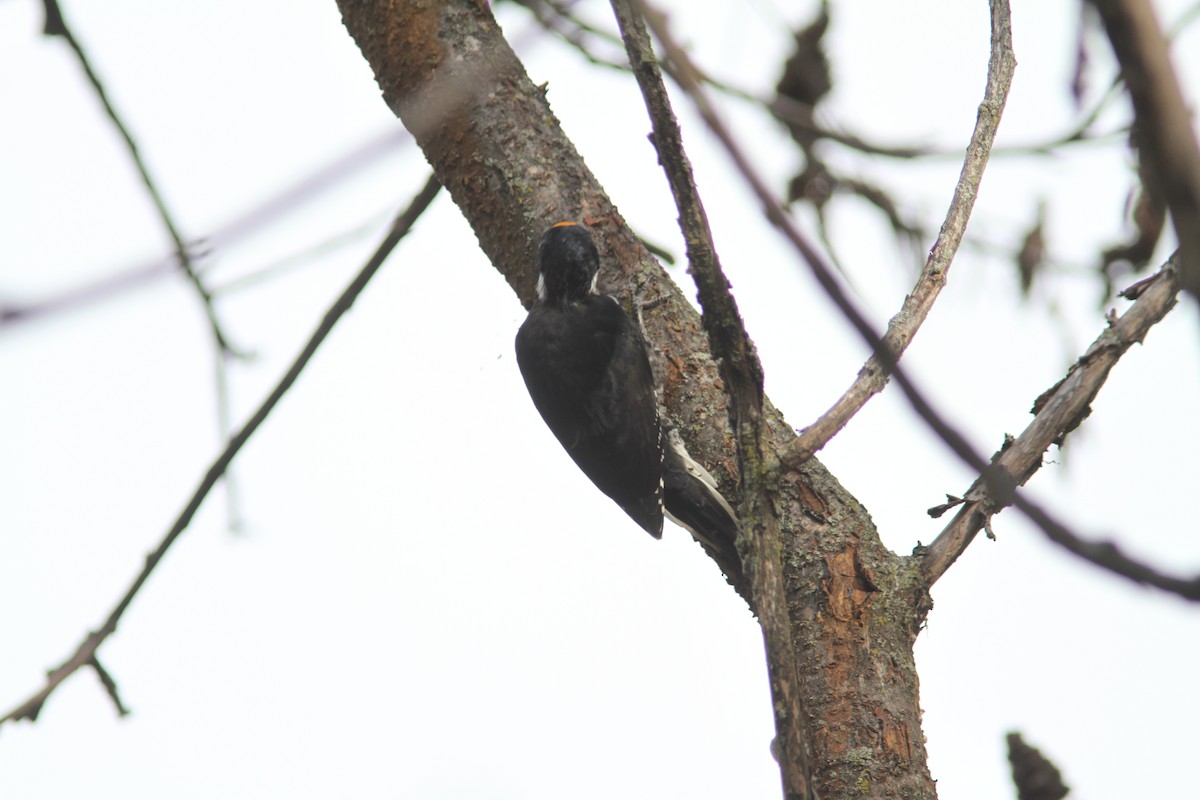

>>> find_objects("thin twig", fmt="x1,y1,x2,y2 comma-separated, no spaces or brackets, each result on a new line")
922,262,1198,599
210,208,399,296
41,0,240,357
788,0,1016,463
529,0,1114,163
0,175,442,727
215,350,243,534
747,71,1121,161
612,2,815,797
40,0,248,528
522,0,630,70
89,657,130,717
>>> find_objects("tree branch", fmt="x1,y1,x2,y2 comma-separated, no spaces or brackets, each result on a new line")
41,0,241,358
0,174,441,728
89,656,130,718
613,1,762,414
1089,0,1200,302
921,261,1198,599
611,3,814,797
789,0,1015,462
40,0,251,529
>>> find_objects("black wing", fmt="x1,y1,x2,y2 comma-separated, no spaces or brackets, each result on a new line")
515,295,663,537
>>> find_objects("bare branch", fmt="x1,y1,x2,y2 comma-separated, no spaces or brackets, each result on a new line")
89,656,130,718
1089,0,1200,302
789,0,1016,462
613,3,761,408
520,0,631,71
528,0,1124,173
921,262,1199,600
210,207,398,296
631,3,871,365
41,0,240,357
769,72,1121,161
0,175,442,728
41,0,250,524
612,2,814,796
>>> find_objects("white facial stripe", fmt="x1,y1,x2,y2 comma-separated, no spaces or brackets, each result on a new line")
536,272,546,301
590,271,598,295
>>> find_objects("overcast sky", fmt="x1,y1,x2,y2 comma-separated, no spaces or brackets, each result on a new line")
2,2,1198,799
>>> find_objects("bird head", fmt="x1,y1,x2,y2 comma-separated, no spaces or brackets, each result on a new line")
537,222,599,304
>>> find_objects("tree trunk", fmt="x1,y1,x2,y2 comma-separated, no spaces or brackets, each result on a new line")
335,2,937,795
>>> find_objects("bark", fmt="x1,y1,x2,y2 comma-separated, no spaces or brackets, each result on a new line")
335,2,936,796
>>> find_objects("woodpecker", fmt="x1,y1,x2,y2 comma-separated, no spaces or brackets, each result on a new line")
515,222,739,551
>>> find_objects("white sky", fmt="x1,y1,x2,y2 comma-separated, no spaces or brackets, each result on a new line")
2,1,1198,799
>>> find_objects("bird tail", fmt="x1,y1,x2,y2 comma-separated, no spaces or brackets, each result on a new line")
662,427,743,572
